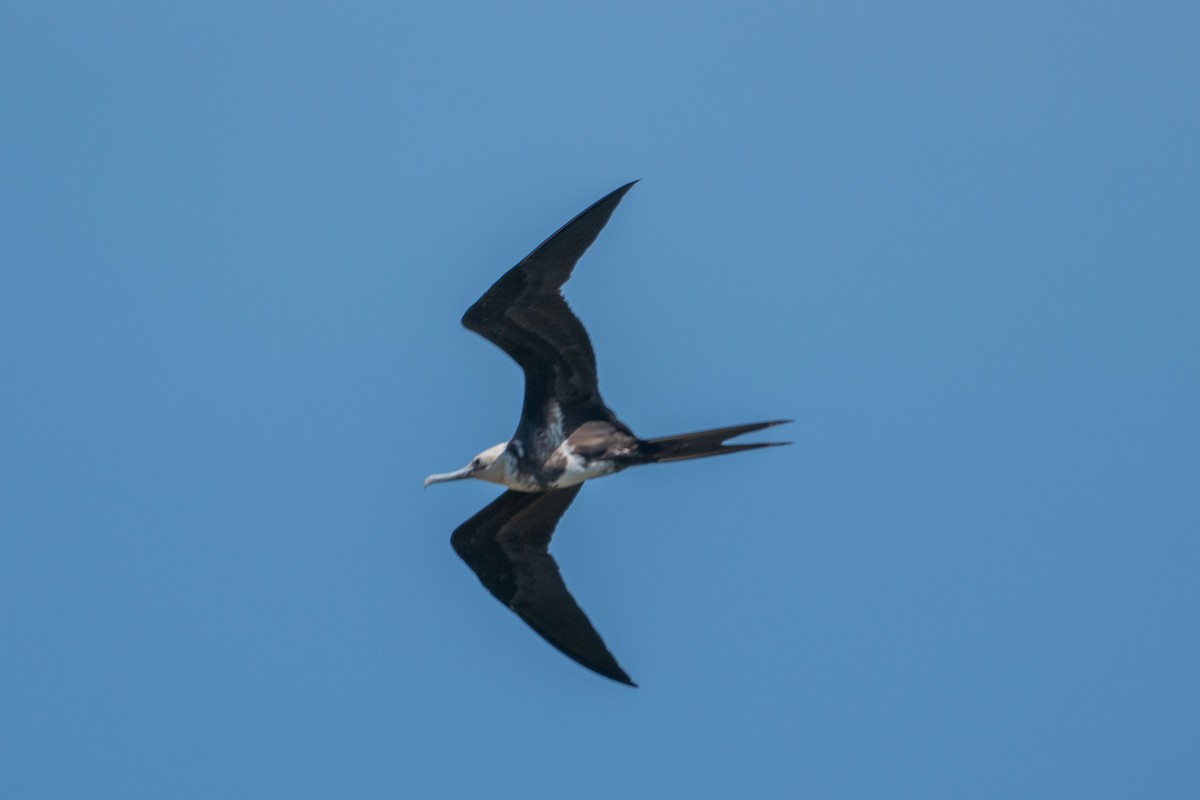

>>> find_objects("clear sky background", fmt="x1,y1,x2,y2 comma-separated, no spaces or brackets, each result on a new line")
3,2,1197,798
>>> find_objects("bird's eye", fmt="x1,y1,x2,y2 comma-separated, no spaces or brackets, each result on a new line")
471,459,481,470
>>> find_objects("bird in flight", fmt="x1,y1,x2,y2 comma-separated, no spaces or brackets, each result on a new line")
426,182,790,686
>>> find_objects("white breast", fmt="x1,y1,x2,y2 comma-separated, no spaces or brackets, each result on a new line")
549,444,617,489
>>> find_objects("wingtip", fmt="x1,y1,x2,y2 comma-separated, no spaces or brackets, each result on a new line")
595,658,636,687
595,660,636,686
613,672,638,688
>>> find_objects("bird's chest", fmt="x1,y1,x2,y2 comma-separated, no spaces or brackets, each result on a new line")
504,438,619,490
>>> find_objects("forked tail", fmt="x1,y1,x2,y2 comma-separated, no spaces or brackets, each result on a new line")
642,420,792,463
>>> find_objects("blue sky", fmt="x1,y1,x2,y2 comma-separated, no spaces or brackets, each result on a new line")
2,2,1198,797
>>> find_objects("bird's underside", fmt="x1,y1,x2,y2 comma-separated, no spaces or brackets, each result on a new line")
429,182,790,685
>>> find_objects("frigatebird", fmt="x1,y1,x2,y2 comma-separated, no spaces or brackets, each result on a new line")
426,182,790,686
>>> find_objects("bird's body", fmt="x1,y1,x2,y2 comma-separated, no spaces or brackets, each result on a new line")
426,182,789,686
427,413,640,492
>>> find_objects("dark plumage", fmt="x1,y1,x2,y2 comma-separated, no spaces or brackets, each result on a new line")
462,182,637,460
427,183,790,685
450,485,633,686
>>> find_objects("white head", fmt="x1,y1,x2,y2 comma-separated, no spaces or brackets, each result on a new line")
424,442,510,488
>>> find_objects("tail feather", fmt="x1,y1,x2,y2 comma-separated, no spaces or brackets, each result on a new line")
642,419,792,464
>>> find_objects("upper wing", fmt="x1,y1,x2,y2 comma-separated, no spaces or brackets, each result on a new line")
461,182,636,436
449,486,635,686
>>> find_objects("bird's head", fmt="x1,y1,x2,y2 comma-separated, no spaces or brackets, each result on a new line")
424,442,509,488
